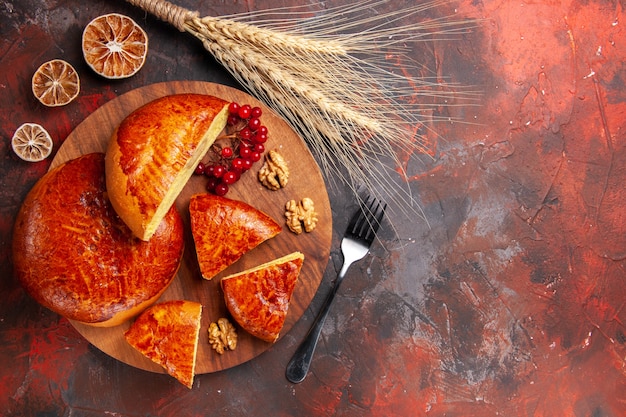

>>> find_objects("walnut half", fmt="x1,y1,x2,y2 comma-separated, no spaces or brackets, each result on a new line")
285,197,318,234
208,318,237,354
258,150,289,190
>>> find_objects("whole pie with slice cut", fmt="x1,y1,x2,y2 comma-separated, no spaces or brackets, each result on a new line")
221,252,304,343
12,152,184,327
124,300,203,389
189,193,281,280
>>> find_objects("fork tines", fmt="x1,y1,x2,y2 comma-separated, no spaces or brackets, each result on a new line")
347,193,387,244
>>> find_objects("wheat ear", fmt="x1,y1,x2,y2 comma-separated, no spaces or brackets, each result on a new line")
124,0,479,224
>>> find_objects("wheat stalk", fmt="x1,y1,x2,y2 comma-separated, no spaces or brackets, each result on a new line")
125,0,479,224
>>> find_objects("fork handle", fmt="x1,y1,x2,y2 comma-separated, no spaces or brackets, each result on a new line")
285,262,352,383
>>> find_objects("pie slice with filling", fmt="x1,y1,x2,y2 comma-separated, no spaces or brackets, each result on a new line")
124,300,202,389
221,252,304,343
189,193,281,280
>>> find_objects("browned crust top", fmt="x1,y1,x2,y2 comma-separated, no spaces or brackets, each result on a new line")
12,153,185,324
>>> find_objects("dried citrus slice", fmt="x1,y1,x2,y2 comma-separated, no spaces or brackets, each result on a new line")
31,59,80,107
11,123,54,162
82,13,148,79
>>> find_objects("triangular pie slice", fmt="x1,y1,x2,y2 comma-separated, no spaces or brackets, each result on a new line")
221,252,304,343
189,193,281,280
124,300,202,389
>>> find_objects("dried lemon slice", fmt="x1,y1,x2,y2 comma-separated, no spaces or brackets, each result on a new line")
12,123,54,162
82,13,148,79
31,59,80,107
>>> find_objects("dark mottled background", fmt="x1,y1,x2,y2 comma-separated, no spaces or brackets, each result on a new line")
1,0,625,416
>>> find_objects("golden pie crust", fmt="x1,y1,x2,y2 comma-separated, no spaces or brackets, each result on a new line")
12,153,184,327
221,252,304,343
189,193,281,280
124,300,202,388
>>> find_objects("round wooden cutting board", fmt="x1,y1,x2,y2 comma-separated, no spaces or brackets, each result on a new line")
51,81,332,374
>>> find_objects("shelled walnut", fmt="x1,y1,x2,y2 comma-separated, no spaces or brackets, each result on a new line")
258,150,289,190
285,197,318,234
208,318,237,354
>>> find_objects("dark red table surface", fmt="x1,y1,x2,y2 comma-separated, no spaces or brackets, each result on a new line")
2,0,625,416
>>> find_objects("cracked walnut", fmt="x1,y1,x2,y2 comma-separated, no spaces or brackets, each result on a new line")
208,318,237,354
285,197,318,234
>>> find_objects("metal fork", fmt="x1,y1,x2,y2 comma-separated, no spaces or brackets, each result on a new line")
286,193,386,383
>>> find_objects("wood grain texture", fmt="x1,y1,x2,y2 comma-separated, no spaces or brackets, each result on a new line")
50,81,332,374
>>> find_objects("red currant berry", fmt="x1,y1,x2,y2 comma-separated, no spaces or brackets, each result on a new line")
213,165,226,178
238,104,251,119
194,162,205,175
239,126,252,140
253,132,267,144
228,102,240,114
222,170,240,185
250,151,261,162
242,159,253,171
251,106,262,118
206,177,219,192
214,182,229,196
248,117,261,131
257,125,268,136
253,143,265,153
239,146,251,159
221,147,233,158
204,164,215,177
231,157,245,172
